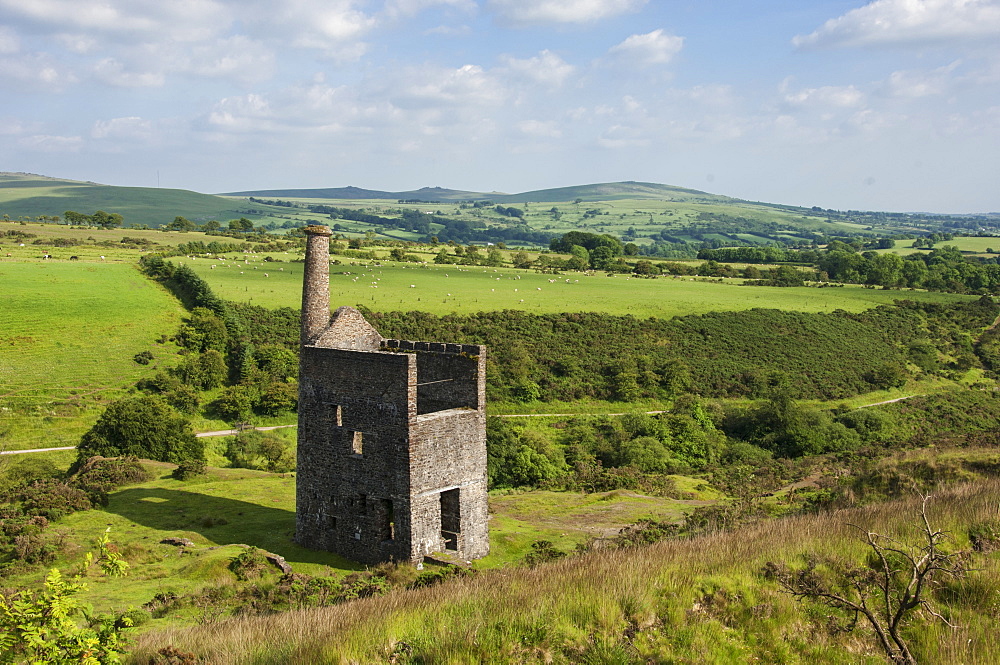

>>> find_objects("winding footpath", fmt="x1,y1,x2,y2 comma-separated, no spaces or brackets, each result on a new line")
1,396,926,456
0,424,298,456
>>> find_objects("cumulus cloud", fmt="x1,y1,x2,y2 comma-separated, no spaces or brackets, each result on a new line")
388,64,503,110
885,60,962,97
781,80,866,108
487,0,646,26
0,25,20,54
0,53,76,89
517,119,563,138
203,94,277,134
0,0,230,42
383,0,475,18
607,29,683,66
93,58,164,87
0,0,373,87
91,116,154,141
500,50,575,86
793,0,1000,49
18,134,83,152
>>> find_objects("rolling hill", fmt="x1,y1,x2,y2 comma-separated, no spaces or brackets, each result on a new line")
223,180,728,204
0,173,283,227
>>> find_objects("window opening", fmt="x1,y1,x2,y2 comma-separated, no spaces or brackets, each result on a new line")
380,499,395,541
350,430,363,456
440,488,460,551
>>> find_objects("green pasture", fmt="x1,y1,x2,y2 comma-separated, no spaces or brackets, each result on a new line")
876,236,1000,256
0,260,183,450
177,254,975,317
0,221,236,259
12,459,695,621
0,174,299,228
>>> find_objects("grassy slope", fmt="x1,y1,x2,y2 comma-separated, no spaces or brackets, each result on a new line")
0,259,183,450
127,480,1000,664
176,253,975,317
20,459,698,618
0,174,293,227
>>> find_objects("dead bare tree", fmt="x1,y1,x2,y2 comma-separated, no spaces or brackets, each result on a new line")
765,495,966,665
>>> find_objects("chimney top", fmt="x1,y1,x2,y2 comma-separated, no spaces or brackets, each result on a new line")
304,224,333,237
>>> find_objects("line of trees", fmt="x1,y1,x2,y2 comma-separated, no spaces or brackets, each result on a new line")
63,209,123,228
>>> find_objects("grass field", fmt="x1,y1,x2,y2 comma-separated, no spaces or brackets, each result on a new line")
176,254,977,318
878,236,1000,257
0,173,301,228
0,260,184,450
126,479,1000,664
4,458,699,623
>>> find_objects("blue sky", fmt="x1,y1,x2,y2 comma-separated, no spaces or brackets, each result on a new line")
1,0,998,212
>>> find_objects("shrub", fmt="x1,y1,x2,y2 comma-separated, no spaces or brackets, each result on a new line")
523,540,566,566
78,396,204,464
18,480,92,521
229,547,269,581
133,350,154,365
171,459,207,480
223,431,295,473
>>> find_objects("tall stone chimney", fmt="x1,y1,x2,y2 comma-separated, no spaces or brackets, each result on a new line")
301,225,333,345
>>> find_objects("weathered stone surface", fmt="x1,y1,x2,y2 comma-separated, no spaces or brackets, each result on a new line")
266,552,292,574
160,537,195,547
295,226,490,565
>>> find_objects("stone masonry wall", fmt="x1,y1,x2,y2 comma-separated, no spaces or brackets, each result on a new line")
296,230,489,565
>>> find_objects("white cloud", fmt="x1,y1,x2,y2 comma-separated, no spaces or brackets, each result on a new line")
0,26,20,54
517,119,562,137
607,29,683,66
793,0,1000,49
173,36,275,82
93,58,165,87
487,0,646,26
0,0,373,86
91,116,154,141
0,0,230,42
253,0,375,55
0,53,76,89
500,50,575,86
383,0,475,18
884,60,961,97
781,81,866,108
18,134,83,152
206,94,275,133
388,64,503,110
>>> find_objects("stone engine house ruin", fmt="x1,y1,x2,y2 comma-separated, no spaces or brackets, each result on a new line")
295,225,489,564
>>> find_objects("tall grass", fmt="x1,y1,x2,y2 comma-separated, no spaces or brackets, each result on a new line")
130,480,1000,664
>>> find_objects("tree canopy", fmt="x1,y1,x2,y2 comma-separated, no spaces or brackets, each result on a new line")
78,395,203,464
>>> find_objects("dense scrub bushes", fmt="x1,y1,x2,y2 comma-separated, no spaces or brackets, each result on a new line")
0,457,150,575
137,257,300,422
142,255,997,407
367,297,997,402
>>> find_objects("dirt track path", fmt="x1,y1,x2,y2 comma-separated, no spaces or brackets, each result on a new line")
1,424,299,455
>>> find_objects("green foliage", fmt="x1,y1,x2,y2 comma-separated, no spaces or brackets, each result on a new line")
223,431,296,473
175,307,228,354
211,385,256,422
71,456,153,505
610,519,681,548
78,396,203,464
365,301,991,402
172,350,227,390
256,381,298,416
0,568,132,664
132,350,154,366
486,418,564,488
171,458,207,481
228,546,269,581
523,540,567,567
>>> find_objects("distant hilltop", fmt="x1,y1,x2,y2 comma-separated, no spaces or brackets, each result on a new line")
221,181,727,204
